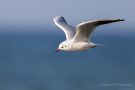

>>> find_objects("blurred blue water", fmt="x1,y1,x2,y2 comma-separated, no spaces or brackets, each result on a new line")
0,28,135,90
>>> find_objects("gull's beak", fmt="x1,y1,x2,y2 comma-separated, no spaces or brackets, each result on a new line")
55,48,60,52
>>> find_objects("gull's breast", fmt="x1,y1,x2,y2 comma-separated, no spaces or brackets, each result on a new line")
69,42,90,51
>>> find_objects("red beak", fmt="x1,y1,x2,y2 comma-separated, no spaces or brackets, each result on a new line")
55,49,60,52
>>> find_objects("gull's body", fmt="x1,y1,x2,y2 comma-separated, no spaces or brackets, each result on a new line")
53,16,124,52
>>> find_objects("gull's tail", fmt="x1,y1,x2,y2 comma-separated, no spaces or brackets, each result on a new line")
96,43,104,47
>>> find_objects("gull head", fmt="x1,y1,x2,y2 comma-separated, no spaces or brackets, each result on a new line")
53,16,67,24
56,41,69,52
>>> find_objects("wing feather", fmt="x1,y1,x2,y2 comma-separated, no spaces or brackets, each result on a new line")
73,19,124,42
54,16,75,40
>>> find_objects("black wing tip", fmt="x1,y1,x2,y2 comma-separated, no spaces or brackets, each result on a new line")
117,19,125,21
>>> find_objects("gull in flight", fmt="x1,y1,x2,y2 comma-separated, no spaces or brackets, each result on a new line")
53,16,124,52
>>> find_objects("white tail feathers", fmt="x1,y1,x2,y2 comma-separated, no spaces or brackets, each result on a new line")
96,44,104,47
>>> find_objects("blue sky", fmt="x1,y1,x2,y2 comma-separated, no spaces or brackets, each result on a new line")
0,0,134,28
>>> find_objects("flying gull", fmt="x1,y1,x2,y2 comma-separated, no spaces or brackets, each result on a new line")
53,16,124,52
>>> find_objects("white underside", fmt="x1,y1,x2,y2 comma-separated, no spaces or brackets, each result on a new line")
64,41,96,51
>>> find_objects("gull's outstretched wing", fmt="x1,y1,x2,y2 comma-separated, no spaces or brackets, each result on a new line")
73,19,124,42
53,16,75,40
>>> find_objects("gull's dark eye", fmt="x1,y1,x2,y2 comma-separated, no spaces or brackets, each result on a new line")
61,47,63,48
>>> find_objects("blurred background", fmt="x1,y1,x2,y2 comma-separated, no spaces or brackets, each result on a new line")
0,0,135,90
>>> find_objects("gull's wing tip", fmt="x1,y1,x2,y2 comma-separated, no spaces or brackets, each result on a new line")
117,19,125,21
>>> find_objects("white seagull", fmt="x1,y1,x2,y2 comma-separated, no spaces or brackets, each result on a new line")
53,16,124,52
